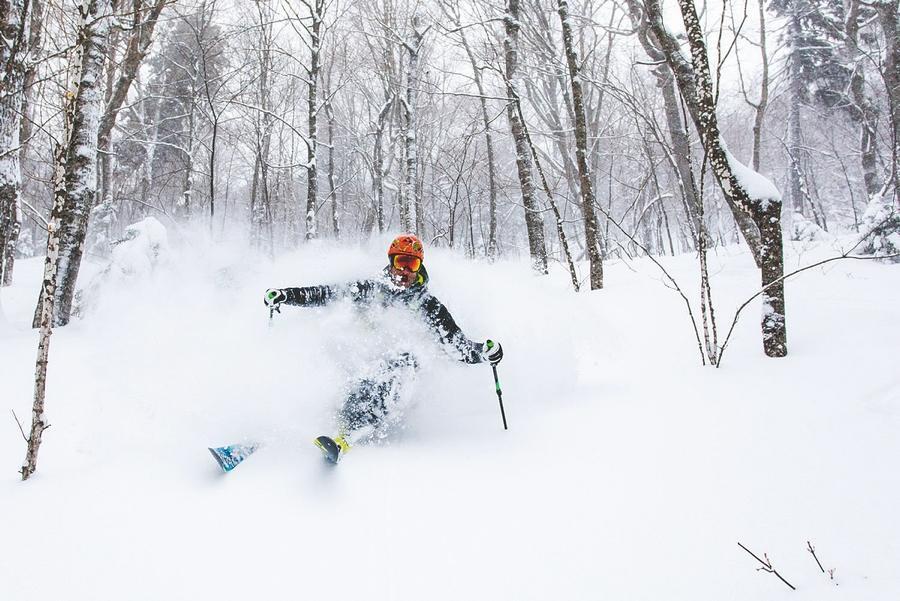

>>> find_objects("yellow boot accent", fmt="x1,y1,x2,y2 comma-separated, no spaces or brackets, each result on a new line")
334,435,351,454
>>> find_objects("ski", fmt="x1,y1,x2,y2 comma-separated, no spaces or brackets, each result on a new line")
208,443,259,472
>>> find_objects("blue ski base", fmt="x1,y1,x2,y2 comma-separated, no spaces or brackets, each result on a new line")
208,443,259,472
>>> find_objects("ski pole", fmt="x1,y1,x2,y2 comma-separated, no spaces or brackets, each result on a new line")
491,363,508,430
268,304,280,327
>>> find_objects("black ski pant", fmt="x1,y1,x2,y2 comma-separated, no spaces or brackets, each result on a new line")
338,352,419,439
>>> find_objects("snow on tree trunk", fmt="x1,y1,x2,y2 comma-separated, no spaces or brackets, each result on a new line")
31,0,113,329
557,0,603,289
0,0,32,287
630,0,767,268
504,0,548,274
372,97,391,234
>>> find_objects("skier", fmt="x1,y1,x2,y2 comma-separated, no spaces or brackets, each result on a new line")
263,234,504,463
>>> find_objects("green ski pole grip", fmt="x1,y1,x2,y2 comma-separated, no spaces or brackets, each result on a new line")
486,340,508,430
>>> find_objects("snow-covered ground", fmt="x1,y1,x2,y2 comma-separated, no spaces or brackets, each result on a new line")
1,229,898,600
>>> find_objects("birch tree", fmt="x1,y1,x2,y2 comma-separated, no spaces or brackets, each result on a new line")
284,0,328,240
640,0,788,357
399,14,427,234
0,0,34,287
30,0,114,328
23,0,113,478
557,0,603,289
504,0,548,273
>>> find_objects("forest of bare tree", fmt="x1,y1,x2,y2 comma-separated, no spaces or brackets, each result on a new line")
2,0,899,327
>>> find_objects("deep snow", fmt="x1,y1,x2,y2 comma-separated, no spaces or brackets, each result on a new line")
1,230,899,600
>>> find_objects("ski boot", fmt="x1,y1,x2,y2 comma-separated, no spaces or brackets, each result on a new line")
314,434,351,464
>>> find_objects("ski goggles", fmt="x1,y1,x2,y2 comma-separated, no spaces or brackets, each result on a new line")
391,254,422,272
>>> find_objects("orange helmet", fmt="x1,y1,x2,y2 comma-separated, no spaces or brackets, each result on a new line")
387,234,424,261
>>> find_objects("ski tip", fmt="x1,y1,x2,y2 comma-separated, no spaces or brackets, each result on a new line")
208,447,231,472
208,443,259,473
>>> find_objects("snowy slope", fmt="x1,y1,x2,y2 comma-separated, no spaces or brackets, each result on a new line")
1,232,899,600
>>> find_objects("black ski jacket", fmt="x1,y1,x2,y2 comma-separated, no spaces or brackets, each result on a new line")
282,266,486,364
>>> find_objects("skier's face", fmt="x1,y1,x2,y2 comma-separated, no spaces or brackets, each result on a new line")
389,254,421,288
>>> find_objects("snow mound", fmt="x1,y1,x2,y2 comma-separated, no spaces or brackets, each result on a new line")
790,212,830,242
108,217,170,274
74,217,170,318
859,192,900,261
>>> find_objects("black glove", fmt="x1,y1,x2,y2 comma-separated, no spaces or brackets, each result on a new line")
264,288,287,309
483,340,503,365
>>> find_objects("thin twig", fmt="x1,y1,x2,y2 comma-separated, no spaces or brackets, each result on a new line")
737,542,796,590
807,541,836,581
11,409,28,443
807,541,825,573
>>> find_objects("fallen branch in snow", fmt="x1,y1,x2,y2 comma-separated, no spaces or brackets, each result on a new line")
737,542,796,590
807,541,836,582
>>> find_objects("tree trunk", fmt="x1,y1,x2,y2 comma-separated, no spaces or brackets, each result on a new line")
180,96,197,219
876,0,900,203
557,0,603,289
20,131,72,480
846,0,884,199
305,0,323,240
655,65,704,247
23,0,113,477
787,10,811,220
628,0,763,263
751,0,769,173
32,0,113,328
504,0,548,274
454,19,499,258
0,0,32,287
400,16,423,234
325,95,339,237
643,0,787,357
372,96,392,234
